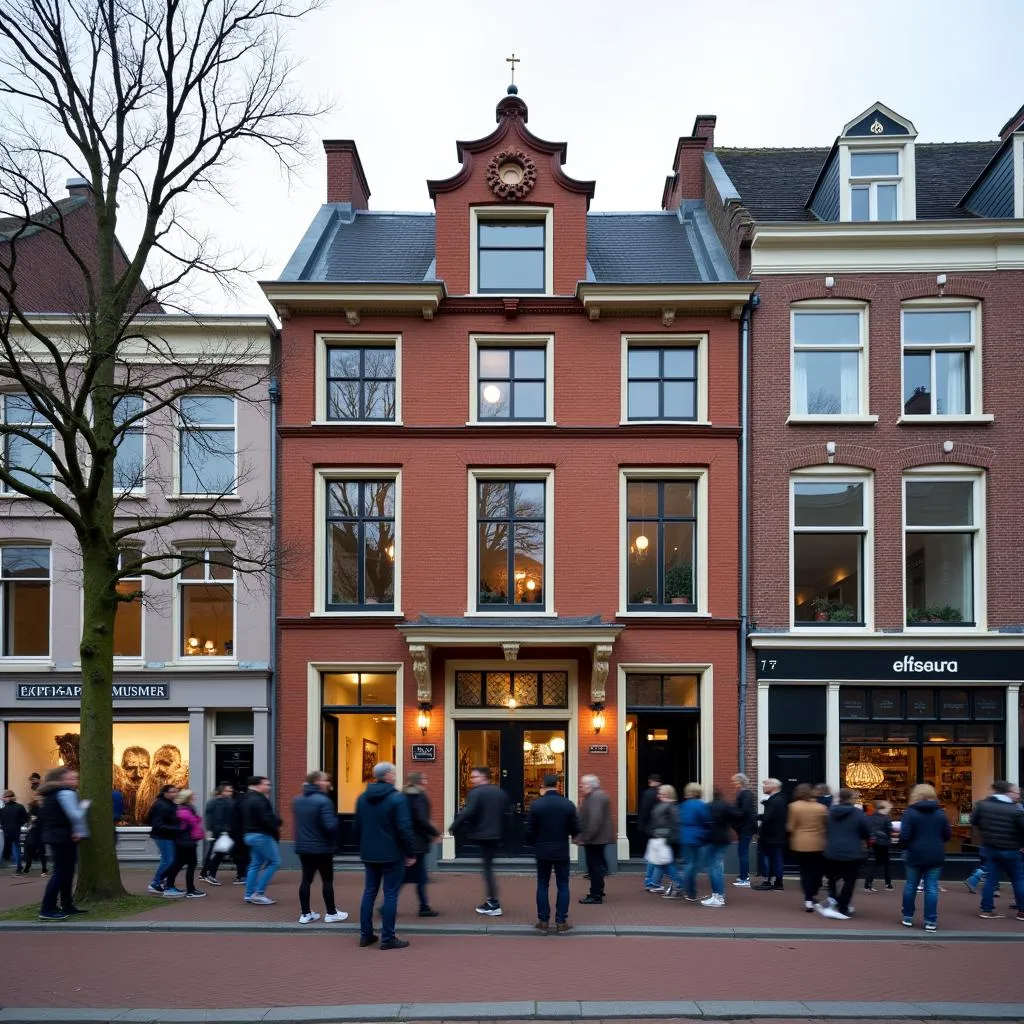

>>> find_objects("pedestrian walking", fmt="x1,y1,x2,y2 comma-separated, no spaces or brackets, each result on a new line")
730,773,757,888
813,784,833,808
145,783,181,894
402,772,440,917
292,770,347,925
21,790,47,876
240,775,282,906
646,784,683,895
577,774,613,905
638,774,662,891
354,762,416,950
229,789,249,884
863,799,894,892
699,788,734,907
37,767,90,920
900,783,952,931
787,783,827,912
527,773,580,933
448,764,509,917
1,790,28,872
676,782,710,902
161,790,206,899
199,783,235,885
971,779,1024,922
754,778,787,891
817,788,870,921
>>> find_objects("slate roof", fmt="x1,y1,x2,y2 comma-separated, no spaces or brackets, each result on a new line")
277,202,738,287
715,142,1001,223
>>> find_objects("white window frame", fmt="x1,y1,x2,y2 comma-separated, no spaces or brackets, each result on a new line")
790,467,874,632
113,393,146,496
313,468,402,618
789,302,875,423
469,206,554,297
848,149,901,222
0,544,52,660
175,547,236,662
620,334,709,425
618,467,709,617
313,333,402,426
839,138,916,222
468,334,554,426
1013,133,1024,220
902,467,985,632
1,392,54,495
467,467,554,617
174,395,237,498
899,301,991,423
113,547,145,663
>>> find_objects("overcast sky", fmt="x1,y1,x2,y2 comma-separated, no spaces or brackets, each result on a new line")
159,0,1024,313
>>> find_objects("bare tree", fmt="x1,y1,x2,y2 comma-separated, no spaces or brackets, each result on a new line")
0,0,324,899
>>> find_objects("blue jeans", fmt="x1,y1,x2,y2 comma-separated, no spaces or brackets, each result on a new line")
705,843,727,895
680,843,705,898
151,837,176,887
902,864,941,925
244,833,280,898
644,860,662,887
536,858,570,923
981,847,1024,913
736,833,752,881
361,860,403,943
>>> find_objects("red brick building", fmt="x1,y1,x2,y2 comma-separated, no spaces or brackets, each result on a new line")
263,89,754,861
681,100,1024,858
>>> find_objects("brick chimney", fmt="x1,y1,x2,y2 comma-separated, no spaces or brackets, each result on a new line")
997,102,1024,142
66,176,93,199
323,140,370,209
661,115,717,210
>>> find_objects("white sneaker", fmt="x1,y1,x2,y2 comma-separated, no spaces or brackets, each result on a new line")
249,894,275,905
324,911,349,923
732,878,751,887
701,894,725,907
815,905,849,920
298,912,321,924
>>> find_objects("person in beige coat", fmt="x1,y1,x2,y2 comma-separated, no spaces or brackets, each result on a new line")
787,783,828,912
577,775,614,904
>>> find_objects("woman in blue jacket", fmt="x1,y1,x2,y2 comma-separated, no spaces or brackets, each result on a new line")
673,782,710,901
899,783,951,932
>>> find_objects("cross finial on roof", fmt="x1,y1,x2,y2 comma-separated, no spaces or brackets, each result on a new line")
506,52,520,93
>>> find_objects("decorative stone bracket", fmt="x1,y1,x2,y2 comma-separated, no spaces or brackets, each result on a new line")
502,642,520,663
409,644,431,704
590,643,613,704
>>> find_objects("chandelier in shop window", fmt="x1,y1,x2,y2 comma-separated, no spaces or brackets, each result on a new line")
845,761,885,790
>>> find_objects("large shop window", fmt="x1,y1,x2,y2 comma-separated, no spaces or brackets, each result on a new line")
791,309,864,417
321,672,398,815
177,395,236,496
793,478,867,625
326,479,396,609
455,670,568,709
179,548,234,658
902,309,976,417
6,720,189,825
2,393,53,492
626,480,697,610
477,479,545,610
114,548,143,658
1,546,50,657
839,686,1004,852
904,476,979,626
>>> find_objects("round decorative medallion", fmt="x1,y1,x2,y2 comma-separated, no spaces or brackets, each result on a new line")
486,149,537,200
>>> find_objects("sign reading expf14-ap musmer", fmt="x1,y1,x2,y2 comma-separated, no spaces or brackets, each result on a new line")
16,683,170,700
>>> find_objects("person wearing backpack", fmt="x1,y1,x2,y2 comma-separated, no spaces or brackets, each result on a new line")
863,798,894,892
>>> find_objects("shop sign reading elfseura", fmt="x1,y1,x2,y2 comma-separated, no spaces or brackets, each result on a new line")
17,683,170,700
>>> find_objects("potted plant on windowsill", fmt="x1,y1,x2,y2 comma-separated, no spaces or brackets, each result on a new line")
810,596,833,622
906,607,925,624
829,603,856,622
665,563,693,605
938,605,963,623
631,587,655,605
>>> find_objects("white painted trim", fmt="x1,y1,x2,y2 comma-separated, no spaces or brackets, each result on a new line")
313,332,402,425
787,415,879,425
313,468,403,617
897,415,994,425
468,333,555,426
619,333,709,425
469,206,553,297
441,657,577,861
1014,135,1024,221
467,468,554,615
790,302,869,417
306,661,405,779
173,394,238,499
172,545,238,665
617,467,709,616
0,542,53,659
756,680,770,789
1007,684,1020,786
826,682,841,793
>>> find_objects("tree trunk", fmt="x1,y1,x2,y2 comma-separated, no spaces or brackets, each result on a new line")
76,536,127,900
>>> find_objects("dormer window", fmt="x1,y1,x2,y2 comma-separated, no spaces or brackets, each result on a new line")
478,221,545,293
849,151,900,221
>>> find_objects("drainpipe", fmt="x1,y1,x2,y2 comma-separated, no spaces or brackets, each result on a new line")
267,375,281,801
738,294,759,773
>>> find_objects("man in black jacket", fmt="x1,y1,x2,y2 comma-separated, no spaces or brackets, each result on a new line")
731,773,757,888
527,774,580,933
403,772,440,917
755,778,788,891
199,783,235,885
146,783,181,894
354,762,416,950
972,780,1024,919
449,765,509,916
292,771,346,925
239,775,282,906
